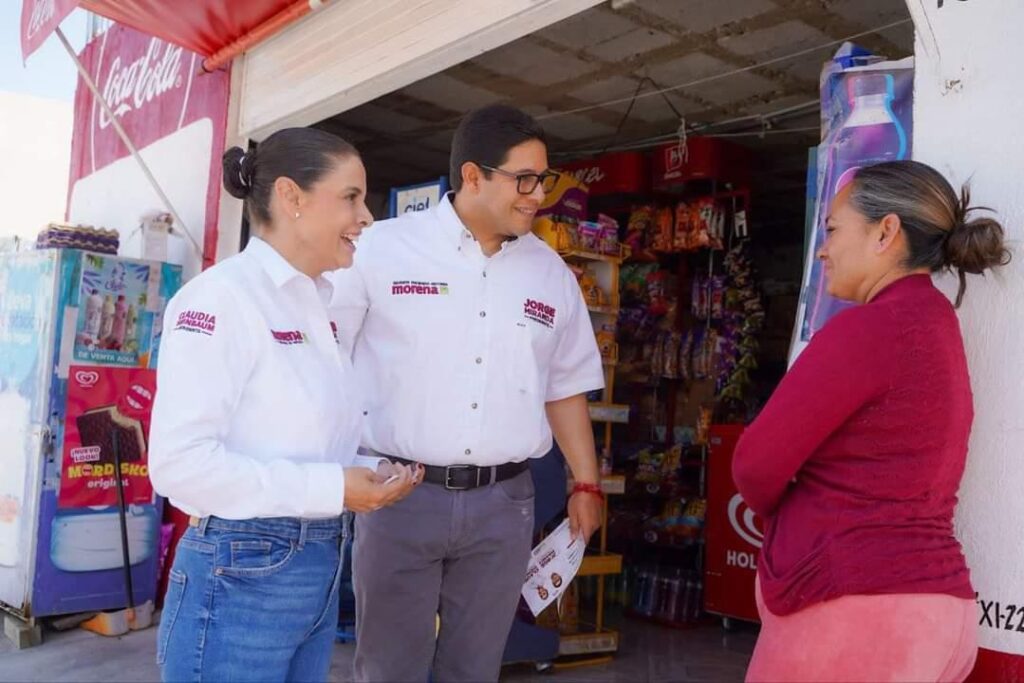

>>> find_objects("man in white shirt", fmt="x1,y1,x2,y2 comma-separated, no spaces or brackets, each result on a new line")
331,105,606,682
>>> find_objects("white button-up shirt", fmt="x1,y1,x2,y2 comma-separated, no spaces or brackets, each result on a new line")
150,237,376,519
329,194,604,467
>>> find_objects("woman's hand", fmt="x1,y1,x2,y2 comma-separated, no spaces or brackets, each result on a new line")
343,462,423,513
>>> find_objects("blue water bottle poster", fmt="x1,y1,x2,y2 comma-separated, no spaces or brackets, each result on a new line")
793,53,914,359
73,254,157,367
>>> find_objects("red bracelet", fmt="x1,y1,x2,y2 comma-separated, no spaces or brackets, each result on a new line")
571,482,605,502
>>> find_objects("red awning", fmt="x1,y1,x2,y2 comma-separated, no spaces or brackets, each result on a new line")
21,0,324,69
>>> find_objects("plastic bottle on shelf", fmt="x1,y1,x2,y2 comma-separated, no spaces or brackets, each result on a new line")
632,565,646,612
637,564,654,615
644,565,661,617
620,564,632,608
655,570,672,620
680,572,696,623
690,577,704,621
662,567,683,623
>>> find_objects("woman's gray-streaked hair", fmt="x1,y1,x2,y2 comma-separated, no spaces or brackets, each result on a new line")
848,160,1011,307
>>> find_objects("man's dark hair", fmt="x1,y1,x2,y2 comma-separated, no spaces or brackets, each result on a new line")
449,105,547,192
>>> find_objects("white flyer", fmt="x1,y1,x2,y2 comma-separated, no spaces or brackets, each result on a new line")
521,518,586,617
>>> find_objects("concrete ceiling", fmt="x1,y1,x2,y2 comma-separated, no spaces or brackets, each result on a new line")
316,0,914,228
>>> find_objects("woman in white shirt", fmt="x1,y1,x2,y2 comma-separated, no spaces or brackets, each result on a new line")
149,127,422,682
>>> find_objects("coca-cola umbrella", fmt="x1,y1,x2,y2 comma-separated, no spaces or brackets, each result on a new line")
20,0,333,257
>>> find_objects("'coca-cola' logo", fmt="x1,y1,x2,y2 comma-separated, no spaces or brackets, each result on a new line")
728,493,764,549
99,38,185,130
25,0,56,40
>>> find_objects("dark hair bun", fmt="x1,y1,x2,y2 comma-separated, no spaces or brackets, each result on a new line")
222,146,254,200
945,215,1011,275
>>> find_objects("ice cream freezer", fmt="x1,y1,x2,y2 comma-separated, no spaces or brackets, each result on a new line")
703,424,762,627
0,249,181,621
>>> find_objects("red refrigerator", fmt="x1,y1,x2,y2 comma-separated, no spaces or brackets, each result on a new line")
704,424,763,625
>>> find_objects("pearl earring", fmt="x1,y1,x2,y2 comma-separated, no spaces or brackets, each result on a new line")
294,212,300,219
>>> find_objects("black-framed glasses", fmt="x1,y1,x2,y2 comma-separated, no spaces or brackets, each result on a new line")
479,165,561,194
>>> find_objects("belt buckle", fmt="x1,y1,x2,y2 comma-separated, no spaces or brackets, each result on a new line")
444,465,474,491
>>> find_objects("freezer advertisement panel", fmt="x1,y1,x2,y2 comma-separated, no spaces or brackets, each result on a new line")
58,366,156,509
0,251,57,612
72,253,159,367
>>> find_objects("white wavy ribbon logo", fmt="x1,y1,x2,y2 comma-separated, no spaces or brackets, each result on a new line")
727,493,764,549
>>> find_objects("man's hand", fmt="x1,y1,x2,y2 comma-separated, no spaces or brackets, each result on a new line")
568,489,602,543
546,394,604,543
343,462,422,513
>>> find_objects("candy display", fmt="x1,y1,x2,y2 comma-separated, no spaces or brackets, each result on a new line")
577,221,602,253
574,264,609,307
536,172,589,224
534,172,589,255
600,218,620,255
533,218,579,253
537,211,621,258
713,243,766,407
653,207,674,252
610,198,735,257
624,206,652,254
643,495,707,545
671,202,691,252
596,323,617,364
530,141,791,634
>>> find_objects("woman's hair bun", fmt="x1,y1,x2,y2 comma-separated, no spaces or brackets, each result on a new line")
945,186,1011,275
222,146,255,200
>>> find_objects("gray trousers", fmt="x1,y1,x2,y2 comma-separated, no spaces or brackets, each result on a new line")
353,469,535,683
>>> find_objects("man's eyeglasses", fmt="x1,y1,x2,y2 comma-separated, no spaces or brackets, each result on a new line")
479,165,561,195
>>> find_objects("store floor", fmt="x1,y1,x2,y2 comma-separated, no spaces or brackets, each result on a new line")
0,616,756,682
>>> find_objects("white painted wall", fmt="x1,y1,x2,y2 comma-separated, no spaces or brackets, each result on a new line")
67,120,211,281
908,0,1024,659
0,92,72,242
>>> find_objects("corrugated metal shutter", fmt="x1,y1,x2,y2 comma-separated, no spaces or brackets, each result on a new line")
238,0,603,139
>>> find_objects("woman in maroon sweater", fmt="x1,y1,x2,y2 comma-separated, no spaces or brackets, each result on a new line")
735,161,1010,682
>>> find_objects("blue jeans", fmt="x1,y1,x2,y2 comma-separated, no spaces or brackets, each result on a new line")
157,515,348,682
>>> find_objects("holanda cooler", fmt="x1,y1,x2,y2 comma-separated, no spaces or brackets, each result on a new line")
0,248,181,622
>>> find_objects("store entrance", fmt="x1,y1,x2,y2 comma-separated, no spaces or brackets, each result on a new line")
309,0,914,677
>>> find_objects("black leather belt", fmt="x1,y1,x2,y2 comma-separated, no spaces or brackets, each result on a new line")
389,455,529,491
